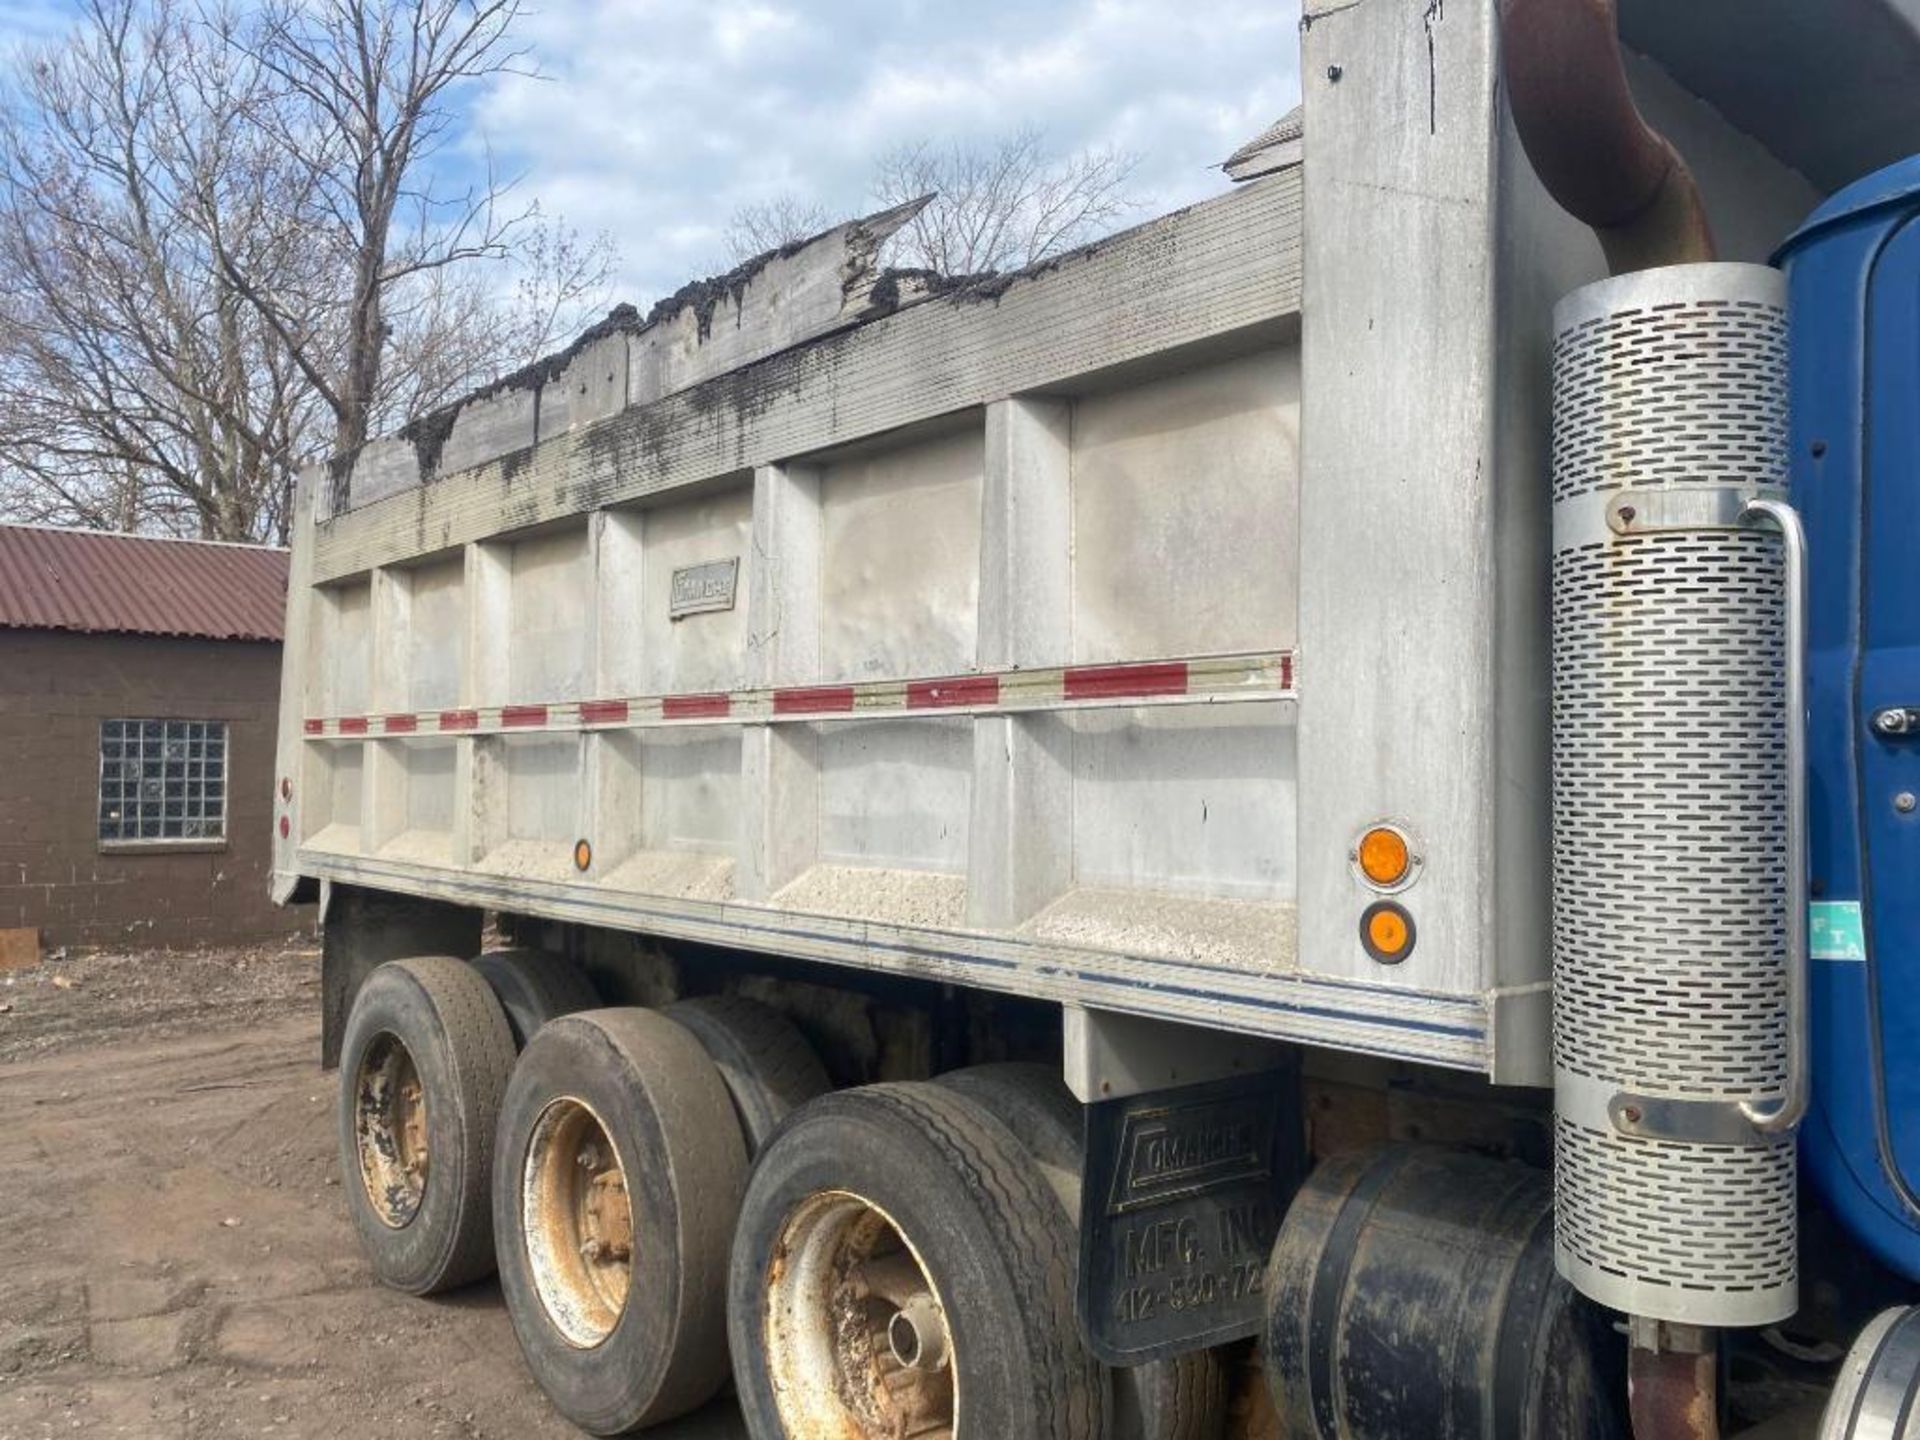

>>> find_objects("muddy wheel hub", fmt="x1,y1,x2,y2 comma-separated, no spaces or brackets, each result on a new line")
354,1032,430,1228
523,1097,633,1348
765,1190,957,1439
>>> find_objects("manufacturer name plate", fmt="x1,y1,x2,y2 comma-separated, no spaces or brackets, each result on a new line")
1078,1068,1302,1365
669,558,739,619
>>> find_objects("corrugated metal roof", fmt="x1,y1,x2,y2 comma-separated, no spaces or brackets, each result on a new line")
0,524,289,643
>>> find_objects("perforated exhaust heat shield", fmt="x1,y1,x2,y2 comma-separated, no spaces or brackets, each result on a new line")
1549,262,1797,1327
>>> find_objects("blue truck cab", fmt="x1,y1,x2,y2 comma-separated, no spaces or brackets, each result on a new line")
1781,159,1920,1285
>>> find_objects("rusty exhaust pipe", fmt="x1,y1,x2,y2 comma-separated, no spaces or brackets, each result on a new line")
1627,1319,1719,1440
1499,0,1716,273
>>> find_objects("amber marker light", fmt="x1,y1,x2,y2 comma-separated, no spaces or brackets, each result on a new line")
1357,825,1411,888
573,839,593,872
1361,901,1416,964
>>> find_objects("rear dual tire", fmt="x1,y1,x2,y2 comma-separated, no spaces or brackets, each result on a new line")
664,994,831,1154
729,1081,1106,1440
937,1063,1232,1440
489,995,827,1434
492,1009,747,1435
334,948,594,1296
471,948,600,1048
336,956,518,1295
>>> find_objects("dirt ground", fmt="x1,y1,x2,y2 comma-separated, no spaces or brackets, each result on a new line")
0,941,745,1439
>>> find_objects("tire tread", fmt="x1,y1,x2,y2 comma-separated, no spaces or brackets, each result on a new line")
866,1083,1103,1440
938,1063,1229,1440
470,948,599,1048
395,956,517,1291
662,994,830,1153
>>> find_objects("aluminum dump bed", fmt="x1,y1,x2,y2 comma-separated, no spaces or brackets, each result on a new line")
275,176,1326,1044
275,0,1853,1084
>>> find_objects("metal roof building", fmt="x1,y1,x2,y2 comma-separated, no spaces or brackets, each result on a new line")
0,525,288,642
0,524,305,951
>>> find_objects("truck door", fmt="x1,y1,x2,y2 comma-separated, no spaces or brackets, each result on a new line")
1858,214,1920,1200
1781,158,1920,1281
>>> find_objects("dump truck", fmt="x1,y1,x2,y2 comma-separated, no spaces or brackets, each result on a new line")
271,0,1920,1434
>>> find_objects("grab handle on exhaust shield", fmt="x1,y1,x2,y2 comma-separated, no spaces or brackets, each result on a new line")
1739,496,1809,1136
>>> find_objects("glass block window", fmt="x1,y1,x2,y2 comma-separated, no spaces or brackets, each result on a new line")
98,720,228,843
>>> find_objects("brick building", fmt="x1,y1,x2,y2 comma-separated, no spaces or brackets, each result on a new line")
0,524,311,949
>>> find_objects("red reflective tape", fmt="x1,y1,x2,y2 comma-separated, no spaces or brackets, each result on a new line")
908,675,1000,709
439,709,478,731
1281,652,1294,690
663,693,731,720
338,716,369,735
580,700,630,725
303,719,323,735
501,705,548,728
774,686,856,715
383,714,418,733
1063,662,1189,701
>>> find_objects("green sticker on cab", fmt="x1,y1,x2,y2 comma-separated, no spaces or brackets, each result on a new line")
1811,901,1867,961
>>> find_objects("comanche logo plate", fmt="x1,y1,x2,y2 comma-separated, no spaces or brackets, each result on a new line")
1078,1068,1303,1365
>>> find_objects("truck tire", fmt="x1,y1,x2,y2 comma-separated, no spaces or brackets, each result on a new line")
663,994,831,1154
493,1009,746,1435
730,1082,1104,1440
937,1063,1231,1440
337,955,516,1294
935,1062,1083,1210
470,948,599,1048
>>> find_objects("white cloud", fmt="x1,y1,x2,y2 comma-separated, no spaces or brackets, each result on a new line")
711,3,800,60
468,0,1303,303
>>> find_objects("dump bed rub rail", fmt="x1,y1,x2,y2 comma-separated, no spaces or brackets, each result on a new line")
302,651,1297,738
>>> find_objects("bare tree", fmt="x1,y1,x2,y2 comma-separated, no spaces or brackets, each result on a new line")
720,130,1144,279
872,127,1142,276
501,210,620,370
0,0,614,542
721,193,835,265
238,0,539,454
0,0,327,541
376,207,617,427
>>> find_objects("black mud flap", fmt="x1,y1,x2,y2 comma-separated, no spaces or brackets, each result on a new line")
1078,1067,1304,1366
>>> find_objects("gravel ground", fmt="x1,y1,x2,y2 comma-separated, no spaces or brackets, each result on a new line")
0,942,745,1439
0,940,322,1066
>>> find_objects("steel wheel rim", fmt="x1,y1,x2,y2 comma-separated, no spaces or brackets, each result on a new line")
764,1189,958,1439
353,1031,429,1229
522,1096,633,1349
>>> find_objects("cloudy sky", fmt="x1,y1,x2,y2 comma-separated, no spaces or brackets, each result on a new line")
478,0,1305,301
9,1,1304,304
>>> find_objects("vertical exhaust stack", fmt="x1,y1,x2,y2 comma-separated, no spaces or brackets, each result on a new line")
1506,0,1807,1414
1547,263,1796,1330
